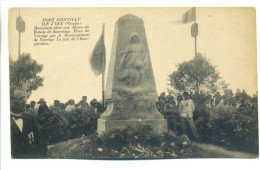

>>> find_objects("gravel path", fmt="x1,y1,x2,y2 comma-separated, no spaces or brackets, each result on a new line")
189,142,258,158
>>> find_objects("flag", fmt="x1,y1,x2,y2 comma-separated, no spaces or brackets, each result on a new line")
182,7,196,24
90,24,106,76
16,16,25,32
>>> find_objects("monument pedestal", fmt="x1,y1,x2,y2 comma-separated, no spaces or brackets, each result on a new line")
97,14,167,136
98,118,167,136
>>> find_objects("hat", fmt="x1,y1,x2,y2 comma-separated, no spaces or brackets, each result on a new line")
82,96,87,99
37,98,47,104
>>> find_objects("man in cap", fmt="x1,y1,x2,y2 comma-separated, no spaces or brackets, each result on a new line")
10,87,47,158
178,92,199,141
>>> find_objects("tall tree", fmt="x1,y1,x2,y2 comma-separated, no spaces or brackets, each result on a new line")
168,53,225,94
10,53,44,99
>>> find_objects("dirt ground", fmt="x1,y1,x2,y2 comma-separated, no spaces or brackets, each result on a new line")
47,135,258,159
187,142,257,158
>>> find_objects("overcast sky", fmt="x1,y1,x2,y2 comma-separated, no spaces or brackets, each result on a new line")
9,7,257,104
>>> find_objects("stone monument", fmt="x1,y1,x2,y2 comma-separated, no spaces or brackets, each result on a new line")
97,14,167,136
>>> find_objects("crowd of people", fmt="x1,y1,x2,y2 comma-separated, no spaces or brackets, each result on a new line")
26,96,105,118
10,86,105,158
156,90,252,141
10,84,255,158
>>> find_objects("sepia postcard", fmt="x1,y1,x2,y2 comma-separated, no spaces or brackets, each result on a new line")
8,7,258,160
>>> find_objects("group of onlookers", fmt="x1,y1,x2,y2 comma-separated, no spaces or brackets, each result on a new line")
10,86,104,158
157,90,254,141
157,92,199,141
11,84,254,158
25,96,105,118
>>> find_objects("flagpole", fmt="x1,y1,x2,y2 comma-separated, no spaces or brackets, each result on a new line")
194,29,197,57
194,8,197,57
18,31,21,57
102,23,105,108
18,10,21,57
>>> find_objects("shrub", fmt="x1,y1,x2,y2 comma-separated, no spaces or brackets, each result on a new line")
83,124,194,159
37,107,100,145
204,104,258,154
64,108,99,138
37,111,69,145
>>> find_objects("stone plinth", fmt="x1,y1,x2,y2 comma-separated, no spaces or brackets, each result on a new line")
97,14,167,136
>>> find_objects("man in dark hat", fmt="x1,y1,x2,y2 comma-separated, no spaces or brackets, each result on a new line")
37,98,49,116
10,87,47,158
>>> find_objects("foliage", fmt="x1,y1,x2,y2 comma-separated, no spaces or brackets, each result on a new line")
203,100,258,154
37,111,69,145
37,107,99,145
48,124,194,159
188,89,258,154
63,109,99,138
168,53,225,93
9,53,44,99
96,125,193,159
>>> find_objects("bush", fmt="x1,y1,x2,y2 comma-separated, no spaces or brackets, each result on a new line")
81,124,193,159
64,108,99,138
204,104,258,154
37,107,100,145
37,111,69,145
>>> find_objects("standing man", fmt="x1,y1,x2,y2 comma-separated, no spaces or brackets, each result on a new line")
158,92,166,114
164,95,178,132
65,99,76,112
50,100,62,115
213,92,222,105
178,92,199,141
205,91,212,109
10,87,47,158
37,98,49,116
28,101,37,117
177,93,183,108
75,96,89,109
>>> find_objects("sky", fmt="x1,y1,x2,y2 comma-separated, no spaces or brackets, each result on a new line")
9,7,257,104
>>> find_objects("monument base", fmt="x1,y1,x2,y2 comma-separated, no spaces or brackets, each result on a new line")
97,118,167,136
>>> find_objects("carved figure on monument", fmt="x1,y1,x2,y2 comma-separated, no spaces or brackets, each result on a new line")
117,32,148,87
